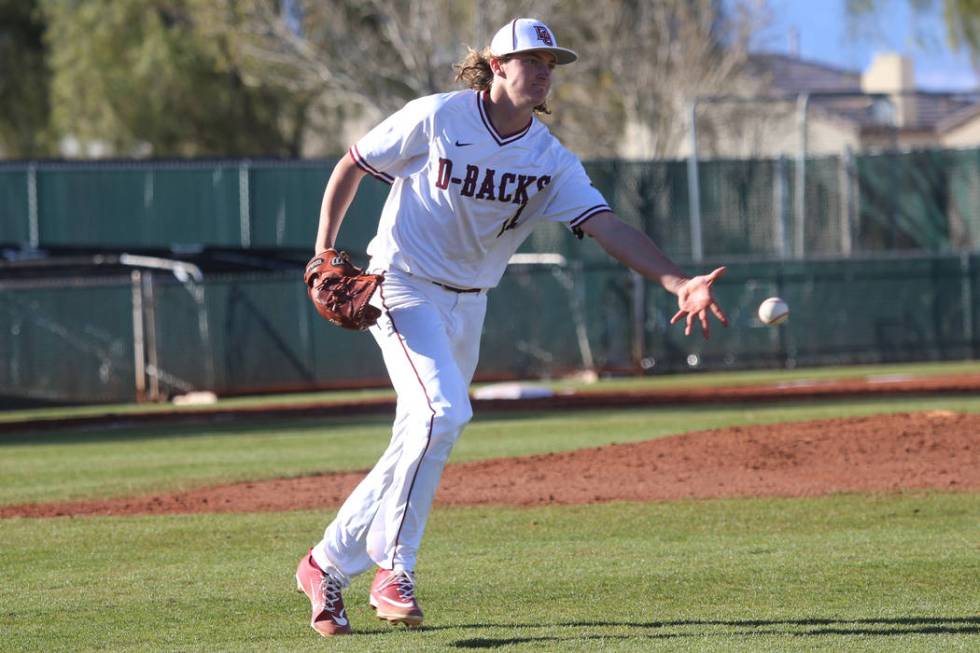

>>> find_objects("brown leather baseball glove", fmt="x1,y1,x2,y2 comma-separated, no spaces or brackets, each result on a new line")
304,249,383,331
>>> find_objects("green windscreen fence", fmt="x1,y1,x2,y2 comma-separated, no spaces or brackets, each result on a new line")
246,161,389,253
857,150,952,251
0,167,30,244
2,148,979,256
247,162,329,249
35,162,244,248
698,157,784,257
585,159,695,259
2,254,977,404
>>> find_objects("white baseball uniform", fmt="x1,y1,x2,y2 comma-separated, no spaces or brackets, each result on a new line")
312,89,610,583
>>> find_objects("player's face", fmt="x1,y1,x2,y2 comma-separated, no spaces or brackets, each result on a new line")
496,51,557,108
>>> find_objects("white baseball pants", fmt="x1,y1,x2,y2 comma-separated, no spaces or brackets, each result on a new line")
313,268,486,584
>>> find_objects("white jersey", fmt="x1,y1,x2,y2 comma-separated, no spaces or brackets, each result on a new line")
350,90,610,289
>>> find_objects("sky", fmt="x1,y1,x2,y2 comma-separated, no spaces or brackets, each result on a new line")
756,0,978,91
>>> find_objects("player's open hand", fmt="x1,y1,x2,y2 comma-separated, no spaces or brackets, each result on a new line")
670,266,728,339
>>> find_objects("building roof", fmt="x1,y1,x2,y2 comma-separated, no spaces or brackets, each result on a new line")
747,52,979,133
747,53,861,94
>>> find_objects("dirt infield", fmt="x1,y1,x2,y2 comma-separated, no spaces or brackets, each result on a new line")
3,410,977,519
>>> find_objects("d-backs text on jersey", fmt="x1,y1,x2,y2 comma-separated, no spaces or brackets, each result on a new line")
433,157,552,236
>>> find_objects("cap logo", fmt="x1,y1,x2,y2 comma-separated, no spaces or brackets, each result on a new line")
533,25,553,46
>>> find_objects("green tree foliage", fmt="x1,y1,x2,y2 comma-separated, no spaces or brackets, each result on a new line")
194,0,494,153
42,0,305,157
0,0,51,157
10,0,765,160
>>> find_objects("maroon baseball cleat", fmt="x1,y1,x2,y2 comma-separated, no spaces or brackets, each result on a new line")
295,549,352,636
369,568,424,627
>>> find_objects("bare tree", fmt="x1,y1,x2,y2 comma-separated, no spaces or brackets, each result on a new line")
547,0,768,160
193,0,768,158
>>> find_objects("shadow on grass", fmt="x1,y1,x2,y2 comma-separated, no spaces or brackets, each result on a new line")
443,616,980,648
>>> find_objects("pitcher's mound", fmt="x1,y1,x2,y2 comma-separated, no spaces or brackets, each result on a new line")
2,411,977,519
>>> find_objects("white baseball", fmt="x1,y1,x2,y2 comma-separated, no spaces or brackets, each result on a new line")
758,297,789,326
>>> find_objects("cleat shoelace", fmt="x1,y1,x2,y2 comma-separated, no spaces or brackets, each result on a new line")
379,570,416,600
319,575,344,613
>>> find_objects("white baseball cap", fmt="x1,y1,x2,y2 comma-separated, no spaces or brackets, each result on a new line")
489,18,578,65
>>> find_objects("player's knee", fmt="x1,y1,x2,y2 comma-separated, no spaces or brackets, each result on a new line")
425,397,471,452
434,397,472,433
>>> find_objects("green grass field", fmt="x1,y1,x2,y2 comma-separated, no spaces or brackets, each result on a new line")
2,364,979,651
3,496,977,652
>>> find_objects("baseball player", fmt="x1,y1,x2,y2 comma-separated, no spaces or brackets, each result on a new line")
296,17,728,637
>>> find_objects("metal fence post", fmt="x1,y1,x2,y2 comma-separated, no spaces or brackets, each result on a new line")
239,161,251,248
195,284,215,392
962,253,975,357
686,99,704,262
838,146,855,255
774,155,789,258
141,271,161,401
630,270,645,369
570,260,595,372
27,163,39,248
795,93,809,258
131,270,147,403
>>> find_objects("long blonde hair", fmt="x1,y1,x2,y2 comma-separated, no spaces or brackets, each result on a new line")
453,47,551,115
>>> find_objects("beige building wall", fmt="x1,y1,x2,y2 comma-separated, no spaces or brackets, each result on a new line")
941,115,980,148
671,101,797,160
806,116,862,156
674,105,860,160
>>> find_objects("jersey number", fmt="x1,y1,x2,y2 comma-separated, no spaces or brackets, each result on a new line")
497,203,526,237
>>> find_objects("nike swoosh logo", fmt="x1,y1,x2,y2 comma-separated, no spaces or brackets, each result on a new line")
455,140,473,147
380,595,416,609
334,609,348,626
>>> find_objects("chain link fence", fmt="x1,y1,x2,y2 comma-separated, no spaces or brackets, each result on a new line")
1,253,977,404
